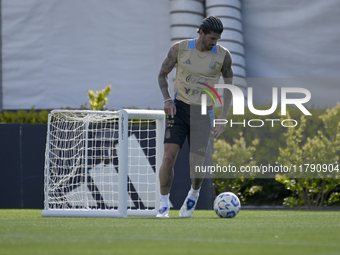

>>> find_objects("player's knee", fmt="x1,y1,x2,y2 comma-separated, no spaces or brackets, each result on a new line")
162,153,177,168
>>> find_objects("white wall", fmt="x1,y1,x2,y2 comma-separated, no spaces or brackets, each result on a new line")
2,0,171,110
2,0,340,110
242,0,340,108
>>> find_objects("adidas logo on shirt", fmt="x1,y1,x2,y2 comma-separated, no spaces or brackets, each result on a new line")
183,59,191,65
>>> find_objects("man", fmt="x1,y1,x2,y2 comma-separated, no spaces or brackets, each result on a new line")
156,16,233,218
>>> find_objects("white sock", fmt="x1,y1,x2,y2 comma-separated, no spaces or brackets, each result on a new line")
188,186,201,200
160,194,169,208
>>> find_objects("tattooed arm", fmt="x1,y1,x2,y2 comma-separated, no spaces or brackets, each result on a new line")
215,50,234,138
158,43,179,118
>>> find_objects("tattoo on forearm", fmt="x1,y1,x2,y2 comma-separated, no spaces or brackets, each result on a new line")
158,74,171,99
158,44,178,99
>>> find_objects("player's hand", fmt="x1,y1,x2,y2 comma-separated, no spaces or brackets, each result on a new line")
214,123,226,138
164,100,176,118
214,114,227,138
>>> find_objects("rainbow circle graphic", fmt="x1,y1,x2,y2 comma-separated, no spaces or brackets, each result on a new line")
197,82,223,106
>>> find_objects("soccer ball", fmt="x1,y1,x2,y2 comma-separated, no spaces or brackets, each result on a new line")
214,192,241,218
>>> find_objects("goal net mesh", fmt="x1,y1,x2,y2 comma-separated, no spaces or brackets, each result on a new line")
45,110,159,212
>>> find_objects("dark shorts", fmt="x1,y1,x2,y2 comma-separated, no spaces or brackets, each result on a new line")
164,99,214,156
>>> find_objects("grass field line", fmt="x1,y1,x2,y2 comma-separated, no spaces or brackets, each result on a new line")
1,210,337,220
250,212,337,217
0,218,33,221
1,233,339,248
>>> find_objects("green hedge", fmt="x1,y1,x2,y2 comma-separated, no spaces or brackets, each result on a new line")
212,105,332,206
0,108,50,123
214,105,326,165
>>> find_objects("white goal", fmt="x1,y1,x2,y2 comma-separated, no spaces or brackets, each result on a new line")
41,109,165,218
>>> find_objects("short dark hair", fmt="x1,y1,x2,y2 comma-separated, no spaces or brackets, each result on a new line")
197,16,224,34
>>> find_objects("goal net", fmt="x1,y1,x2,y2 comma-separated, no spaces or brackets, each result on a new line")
41,109,165,218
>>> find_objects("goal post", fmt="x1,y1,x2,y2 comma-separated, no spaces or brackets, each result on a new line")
41,109,165,218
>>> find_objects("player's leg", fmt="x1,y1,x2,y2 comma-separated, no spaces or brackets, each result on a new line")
156,143,181,218
157,100,189,218
159,143,181,195
190,152,206,189
179,108,212,217
179,152,206,217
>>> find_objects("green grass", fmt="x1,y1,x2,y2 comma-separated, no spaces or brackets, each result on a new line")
0,210,339,255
